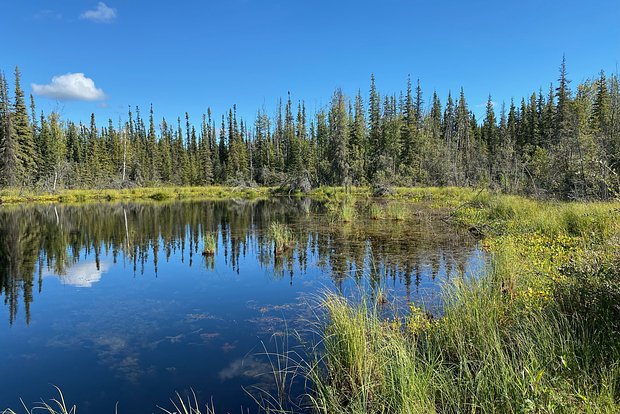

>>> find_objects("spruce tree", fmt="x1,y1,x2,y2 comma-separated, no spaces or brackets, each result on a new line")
0,72,19,187
329,89,349,186
350,91,367,184
555,56,572,141
13,67,38,184
368,74,382,179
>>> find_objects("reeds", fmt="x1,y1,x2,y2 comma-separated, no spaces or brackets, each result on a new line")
3,388,216,414
386,203,408,220
202,234,217,256
2,387,76,414
158,391,215,414
326,194,358,223
302,193,620,413
369,204,384,220
269,222,294,254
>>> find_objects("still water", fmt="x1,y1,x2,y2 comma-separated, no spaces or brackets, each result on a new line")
0,198,484,413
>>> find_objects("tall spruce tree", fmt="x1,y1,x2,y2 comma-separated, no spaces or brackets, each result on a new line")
329,89,350,186
13,67,38,184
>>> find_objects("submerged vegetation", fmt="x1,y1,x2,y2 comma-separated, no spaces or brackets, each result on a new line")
302,191,620,413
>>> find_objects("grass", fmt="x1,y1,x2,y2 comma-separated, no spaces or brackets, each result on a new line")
325,194,358,223
0,186,272,205
269,222,295,255
202,234,217,256
0,185,491,206
369,203,384,220
3,388,215,414
385,202,409,220
158,391,215,414
301,191,620,413
2,387,76,414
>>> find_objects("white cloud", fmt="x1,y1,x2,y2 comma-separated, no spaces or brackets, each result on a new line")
42,259,110,288
80,2,117,23
32,73,106,101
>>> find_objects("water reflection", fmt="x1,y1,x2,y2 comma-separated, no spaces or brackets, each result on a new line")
0,199,482,325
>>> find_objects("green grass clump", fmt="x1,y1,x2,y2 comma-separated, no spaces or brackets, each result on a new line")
369,203,384,220
202,234,217,256
386,202,409,220
326,194,358,223
269,222,294,254
149,190,174,201
339,201,357,223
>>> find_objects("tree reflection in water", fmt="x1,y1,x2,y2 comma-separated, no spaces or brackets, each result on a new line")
0,198,482,325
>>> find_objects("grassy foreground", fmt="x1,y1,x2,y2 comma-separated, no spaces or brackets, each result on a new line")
304,190,620,413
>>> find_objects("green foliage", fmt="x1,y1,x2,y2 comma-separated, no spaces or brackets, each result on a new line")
386,202,408,220
369,203,384,220
326,194,358,223
2,60,618,200
269,222,294,254
202,234,217,256
303,193,620,413
0,186,271,204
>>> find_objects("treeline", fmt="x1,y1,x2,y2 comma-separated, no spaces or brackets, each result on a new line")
1,59,619,199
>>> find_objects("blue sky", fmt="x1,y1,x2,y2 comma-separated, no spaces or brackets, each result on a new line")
3,0,619,126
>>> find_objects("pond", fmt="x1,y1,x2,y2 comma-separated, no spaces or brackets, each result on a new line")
0,198,485,413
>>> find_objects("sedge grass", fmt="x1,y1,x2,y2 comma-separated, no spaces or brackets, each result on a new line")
4,388,216,414
325,194,358,223
385,203,409,221
301,192,620,413
269,222,295,255
0,186,272,205
202,234,217,256
369,204,384,220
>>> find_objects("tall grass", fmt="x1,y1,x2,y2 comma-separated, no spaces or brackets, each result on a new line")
326,194,358,223
302,193,620,413
3,388,216,414
202,234,217,256
159,391,216,414
306,269,620,412
2,387,76,414
269,222,295,254
386,203,409,221
368,203,384,220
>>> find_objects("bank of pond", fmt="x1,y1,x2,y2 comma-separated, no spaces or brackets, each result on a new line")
1,189,618,413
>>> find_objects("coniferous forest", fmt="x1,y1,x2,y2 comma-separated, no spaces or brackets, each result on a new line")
1,58,619,200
